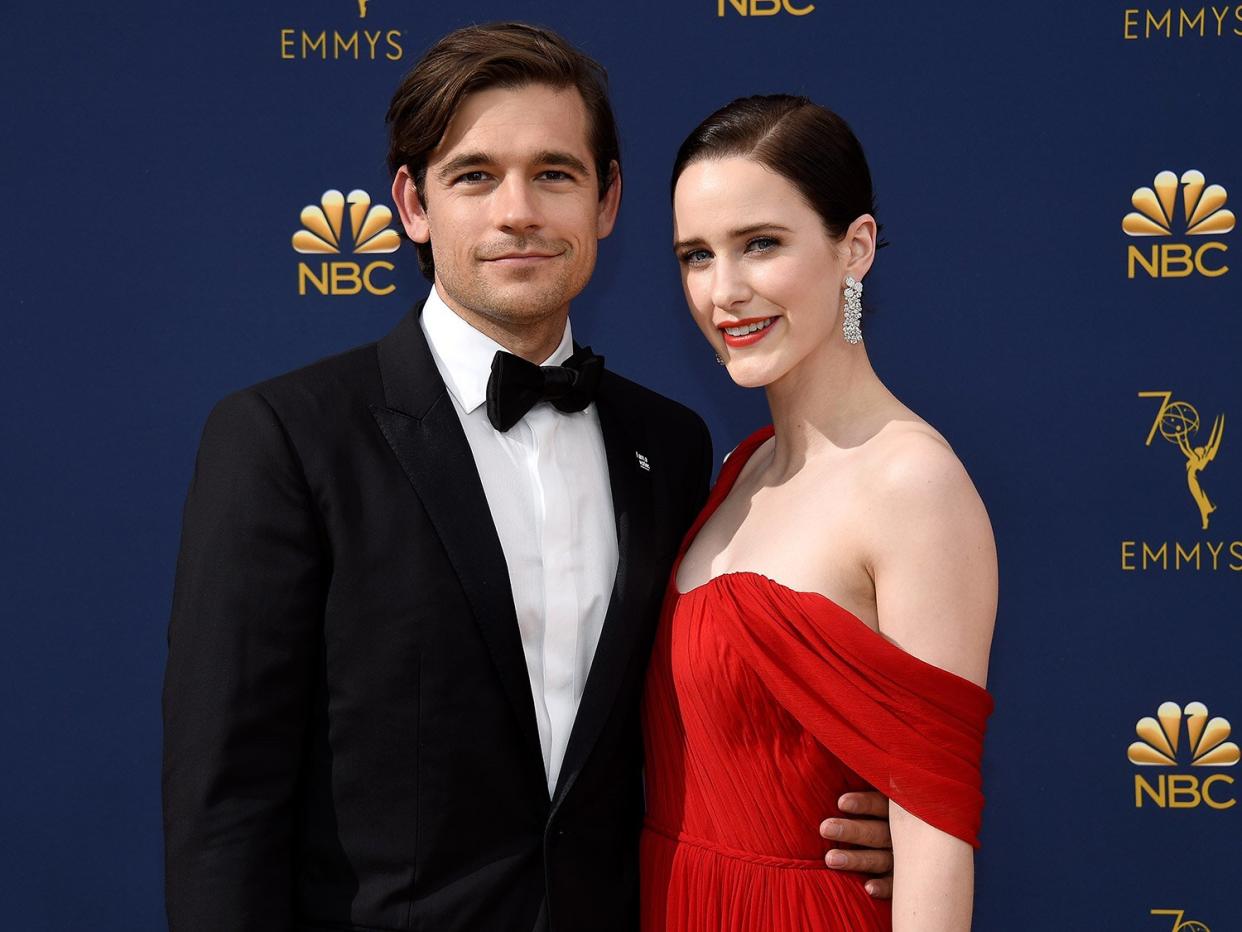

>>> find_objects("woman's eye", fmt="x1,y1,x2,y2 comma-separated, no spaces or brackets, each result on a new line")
680,249,712,266
745,236,779,253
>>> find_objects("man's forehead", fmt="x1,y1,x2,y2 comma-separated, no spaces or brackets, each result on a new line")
431,83,592,163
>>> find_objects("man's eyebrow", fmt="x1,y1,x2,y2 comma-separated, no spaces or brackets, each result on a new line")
672,223,792,252
436,152,493,182
435,150,592,184
533,151,591,176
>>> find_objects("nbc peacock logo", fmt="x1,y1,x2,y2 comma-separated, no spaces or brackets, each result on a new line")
1129,701,1238,810
717,0,815,15
1124,170,1234,278
292,189,400,297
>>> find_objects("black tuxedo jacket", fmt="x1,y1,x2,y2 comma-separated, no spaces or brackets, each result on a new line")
163,303,713,932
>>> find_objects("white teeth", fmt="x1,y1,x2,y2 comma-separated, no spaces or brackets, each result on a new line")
724,318,774,337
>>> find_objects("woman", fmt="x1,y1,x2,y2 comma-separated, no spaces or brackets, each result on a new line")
640,96,997,931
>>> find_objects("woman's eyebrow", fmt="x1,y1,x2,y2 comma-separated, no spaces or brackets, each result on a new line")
673,223,792,251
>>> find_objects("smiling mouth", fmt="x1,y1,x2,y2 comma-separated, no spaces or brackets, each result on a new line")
722,318,774,337
719,316,777,347
483,253,562,271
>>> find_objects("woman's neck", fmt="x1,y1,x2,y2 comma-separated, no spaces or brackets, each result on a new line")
763,339,900,480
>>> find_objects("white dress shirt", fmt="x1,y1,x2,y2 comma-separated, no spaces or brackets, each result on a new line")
420,287,618,795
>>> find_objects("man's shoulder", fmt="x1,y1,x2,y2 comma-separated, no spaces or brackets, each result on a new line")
249,340,382,405
599,368,706,438
205,339,385,442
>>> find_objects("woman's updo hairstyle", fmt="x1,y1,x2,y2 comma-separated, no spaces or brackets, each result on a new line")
671,94,884,249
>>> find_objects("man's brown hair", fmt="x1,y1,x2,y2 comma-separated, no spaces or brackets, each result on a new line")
386,22,622,282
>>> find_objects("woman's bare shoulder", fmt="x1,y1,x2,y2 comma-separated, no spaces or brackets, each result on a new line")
857,419,997,685
857,418,982,515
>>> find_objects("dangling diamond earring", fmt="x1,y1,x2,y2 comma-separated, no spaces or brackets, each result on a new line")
842,276,863,344
714,352,726,366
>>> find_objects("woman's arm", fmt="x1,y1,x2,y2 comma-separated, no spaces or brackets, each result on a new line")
865,429,997,931
888,801,975,929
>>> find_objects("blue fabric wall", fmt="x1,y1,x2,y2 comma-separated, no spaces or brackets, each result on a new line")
3,1,1238,928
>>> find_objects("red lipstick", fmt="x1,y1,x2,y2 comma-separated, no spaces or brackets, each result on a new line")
718,316,777,348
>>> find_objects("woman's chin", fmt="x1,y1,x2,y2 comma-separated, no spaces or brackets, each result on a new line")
723,359,779,390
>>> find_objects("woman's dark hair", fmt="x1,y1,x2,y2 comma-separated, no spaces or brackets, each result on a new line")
386,22,622,282
671,95,884,249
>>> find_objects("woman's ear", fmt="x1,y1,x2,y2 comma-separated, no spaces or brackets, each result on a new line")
843,213,876,282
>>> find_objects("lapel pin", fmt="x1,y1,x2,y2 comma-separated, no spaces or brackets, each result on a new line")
636,452,650,472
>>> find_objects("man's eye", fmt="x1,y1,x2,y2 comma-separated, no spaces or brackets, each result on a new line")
455,171,489,184
540,170,573,181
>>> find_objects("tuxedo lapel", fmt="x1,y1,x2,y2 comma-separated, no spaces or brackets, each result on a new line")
370,303,545,783
553,373,657,803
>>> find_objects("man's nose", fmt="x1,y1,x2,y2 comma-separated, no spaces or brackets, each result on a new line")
493,174,543,234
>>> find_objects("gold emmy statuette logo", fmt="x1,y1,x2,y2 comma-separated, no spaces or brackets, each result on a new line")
1129,701,1238,810
1151,908,1210,932
1121,391,1241,572
292,189,400,296
357,0,368,17
1139,391,1225,531
1124,170,1233,278
717,0,814,16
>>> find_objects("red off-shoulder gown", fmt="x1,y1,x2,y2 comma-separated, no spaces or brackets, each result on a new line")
640,426,993,931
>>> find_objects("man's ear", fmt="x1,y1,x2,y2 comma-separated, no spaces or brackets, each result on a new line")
392,165,431,244
596,160,622,239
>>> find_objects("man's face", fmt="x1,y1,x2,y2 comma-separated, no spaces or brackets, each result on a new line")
394,83,620,330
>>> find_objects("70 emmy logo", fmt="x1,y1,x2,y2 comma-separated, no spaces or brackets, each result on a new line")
1139,391,1225,531
1151,909,1210,932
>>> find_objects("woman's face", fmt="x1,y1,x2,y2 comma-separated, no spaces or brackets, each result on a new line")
672,156,861,389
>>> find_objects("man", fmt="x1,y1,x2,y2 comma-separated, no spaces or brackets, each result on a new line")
163,22,892,932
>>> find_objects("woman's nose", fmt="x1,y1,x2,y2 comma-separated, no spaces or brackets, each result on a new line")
711,261,752,311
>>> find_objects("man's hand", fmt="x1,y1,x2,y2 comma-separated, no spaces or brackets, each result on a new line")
819,791,893,899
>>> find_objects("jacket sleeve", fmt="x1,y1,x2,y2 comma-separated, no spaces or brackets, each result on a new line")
162,389,327,931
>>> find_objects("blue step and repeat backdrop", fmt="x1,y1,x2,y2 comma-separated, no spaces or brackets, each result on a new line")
3,1,1238,929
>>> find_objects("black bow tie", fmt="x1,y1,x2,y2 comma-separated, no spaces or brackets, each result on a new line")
485,346,605,432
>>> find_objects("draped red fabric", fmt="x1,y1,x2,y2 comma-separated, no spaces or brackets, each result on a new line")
640,426,993,931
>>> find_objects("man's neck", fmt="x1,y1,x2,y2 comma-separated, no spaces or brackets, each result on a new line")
434,283,568,364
